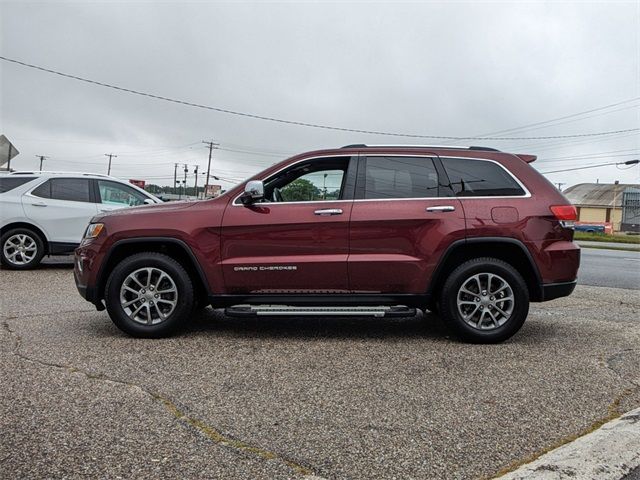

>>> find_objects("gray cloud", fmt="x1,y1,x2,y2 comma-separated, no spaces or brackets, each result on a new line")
1,0,638,188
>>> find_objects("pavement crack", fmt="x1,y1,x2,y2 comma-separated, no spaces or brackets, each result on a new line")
600,348,640,388
2,319,317,478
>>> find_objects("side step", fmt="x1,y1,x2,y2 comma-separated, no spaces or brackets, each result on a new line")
224,305,417,318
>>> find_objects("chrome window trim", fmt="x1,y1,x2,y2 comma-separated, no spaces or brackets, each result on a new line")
232,153,531,206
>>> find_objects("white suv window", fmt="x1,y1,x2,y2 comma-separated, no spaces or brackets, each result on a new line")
32,178,92,202
98,180,147,207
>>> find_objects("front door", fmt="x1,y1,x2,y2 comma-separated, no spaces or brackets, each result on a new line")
220,156,356,294
348,154,466,294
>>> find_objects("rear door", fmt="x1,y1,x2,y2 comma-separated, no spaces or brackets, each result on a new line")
220,155,356,294
22,177,98,243
348,154,466,294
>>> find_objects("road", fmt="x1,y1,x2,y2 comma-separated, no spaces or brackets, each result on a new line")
1,264,639,479
579,248,640,290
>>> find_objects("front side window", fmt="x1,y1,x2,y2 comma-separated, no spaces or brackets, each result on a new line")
364,156,439,199
32,178,91,202
98,180,147,206
442,158,525,197
263,157,349,203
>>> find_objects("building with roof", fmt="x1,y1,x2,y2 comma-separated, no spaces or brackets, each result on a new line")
563,182,640,232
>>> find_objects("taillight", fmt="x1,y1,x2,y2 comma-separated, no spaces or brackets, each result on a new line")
550,205,577,228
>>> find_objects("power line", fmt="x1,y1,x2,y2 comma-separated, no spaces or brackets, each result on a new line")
476,97,640,137
2,55,638,141
540,159,639,174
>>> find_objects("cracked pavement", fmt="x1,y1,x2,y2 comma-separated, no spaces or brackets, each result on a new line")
1,264,639,479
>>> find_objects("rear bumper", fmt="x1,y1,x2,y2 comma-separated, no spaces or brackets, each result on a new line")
540,280,577,301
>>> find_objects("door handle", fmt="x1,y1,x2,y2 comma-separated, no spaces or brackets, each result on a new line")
426,205,455,212
31,202,47,207
314,208,343,216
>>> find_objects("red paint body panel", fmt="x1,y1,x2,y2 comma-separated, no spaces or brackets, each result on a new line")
349,198,465,293
220,200,352,293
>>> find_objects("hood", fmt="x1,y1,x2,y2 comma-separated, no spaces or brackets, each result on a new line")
92,200,197,222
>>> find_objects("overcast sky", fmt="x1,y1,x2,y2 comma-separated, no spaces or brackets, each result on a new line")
1,0,638,190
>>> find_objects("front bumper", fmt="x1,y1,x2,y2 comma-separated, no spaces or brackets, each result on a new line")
540,280,577,301
74,245,105,310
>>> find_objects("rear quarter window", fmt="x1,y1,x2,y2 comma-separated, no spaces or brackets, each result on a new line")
31,178,92,202
0,177,36,193
442,158,525,197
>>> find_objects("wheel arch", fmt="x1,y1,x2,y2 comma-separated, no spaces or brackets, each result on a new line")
0,221,50,253
97,238,210,302
428,238,543,302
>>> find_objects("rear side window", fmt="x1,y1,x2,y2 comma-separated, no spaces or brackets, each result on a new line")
0,177,36,193
442,158,525,197
364,156,439,199
32,178,91,202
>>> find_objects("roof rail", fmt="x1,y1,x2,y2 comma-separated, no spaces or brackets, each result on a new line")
340,144,500,152
9,171,113,177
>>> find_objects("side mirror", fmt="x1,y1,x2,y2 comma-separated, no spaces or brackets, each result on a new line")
240,180,264,205
143,198,155,205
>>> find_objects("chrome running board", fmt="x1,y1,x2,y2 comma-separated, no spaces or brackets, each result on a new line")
224,305,416,318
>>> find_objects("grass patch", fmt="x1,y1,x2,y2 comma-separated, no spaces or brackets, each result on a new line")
574,232,640,244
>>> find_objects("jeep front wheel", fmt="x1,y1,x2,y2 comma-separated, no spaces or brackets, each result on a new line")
439,257,529,343
105,252,194,338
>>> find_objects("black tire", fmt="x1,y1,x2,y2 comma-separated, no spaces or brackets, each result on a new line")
0,228,45,269
105,252,195,338
439,257,529,343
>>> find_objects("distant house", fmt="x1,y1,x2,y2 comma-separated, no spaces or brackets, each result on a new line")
563,182,640,232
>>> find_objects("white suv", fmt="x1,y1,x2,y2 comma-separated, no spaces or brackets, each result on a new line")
0,171,161,269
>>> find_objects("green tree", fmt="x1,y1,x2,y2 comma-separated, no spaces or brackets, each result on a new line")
280,178,322,201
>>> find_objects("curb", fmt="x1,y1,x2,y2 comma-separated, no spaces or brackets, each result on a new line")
577,244,640,253
495,407,640,480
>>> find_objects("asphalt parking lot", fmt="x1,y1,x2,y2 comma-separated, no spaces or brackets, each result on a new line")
1,263,639,479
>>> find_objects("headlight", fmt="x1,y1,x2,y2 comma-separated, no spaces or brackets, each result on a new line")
84,223,105,239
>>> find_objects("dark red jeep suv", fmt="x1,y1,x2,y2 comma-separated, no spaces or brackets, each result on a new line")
74,145,580,342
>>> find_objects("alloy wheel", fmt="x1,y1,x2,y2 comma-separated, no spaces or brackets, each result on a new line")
3,234,38,266
456,273,514,330
119,267,178,325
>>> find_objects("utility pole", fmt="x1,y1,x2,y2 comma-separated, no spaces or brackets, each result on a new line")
202,140,219,198
174,163,178,195
105,153,117,175
35,155,48,171
193,165,199,199
183,164,189,198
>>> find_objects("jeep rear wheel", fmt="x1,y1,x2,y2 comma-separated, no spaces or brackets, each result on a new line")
105,252,194,338
1,228,45,269
439,257,529,343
